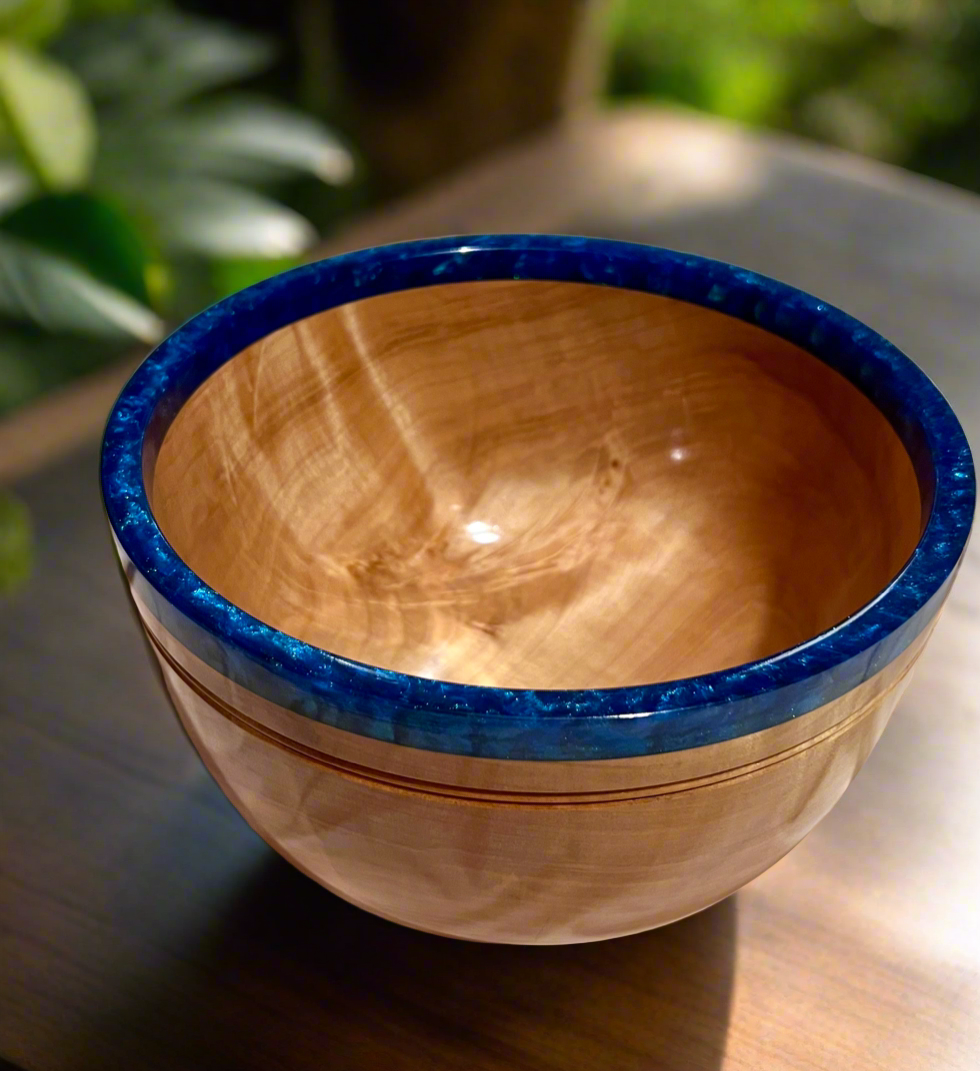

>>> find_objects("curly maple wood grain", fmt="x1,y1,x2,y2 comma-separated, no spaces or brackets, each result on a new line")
151,280,922,690
132,585,936,796
127,575,933,941
150,626,917,943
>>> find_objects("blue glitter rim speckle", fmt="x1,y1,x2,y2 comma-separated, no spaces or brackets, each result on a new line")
101,235,975,760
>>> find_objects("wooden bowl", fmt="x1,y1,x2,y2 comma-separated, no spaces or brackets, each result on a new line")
102,236,975,944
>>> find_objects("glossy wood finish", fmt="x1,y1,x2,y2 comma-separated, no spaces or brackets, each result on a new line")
4,106,980,1065
140,594,921,942
136,587,937,796
152,280,921,690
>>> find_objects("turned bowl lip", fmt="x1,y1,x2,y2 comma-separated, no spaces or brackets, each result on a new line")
100,234,975,761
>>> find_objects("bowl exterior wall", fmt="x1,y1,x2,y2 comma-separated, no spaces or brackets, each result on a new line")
129,585,931,944
132,582,934,798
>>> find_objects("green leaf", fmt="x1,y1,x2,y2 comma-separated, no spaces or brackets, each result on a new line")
0,232,163,340
54,10,275,112
123,97,354,184
0,0,70,45
0,159,34,214
0,490,32,595
211,255,301,299
108,177,318,258
0,41,96,190
0,192,157,304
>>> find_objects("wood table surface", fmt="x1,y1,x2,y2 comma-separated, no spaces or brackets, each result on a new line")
2,106,978,1070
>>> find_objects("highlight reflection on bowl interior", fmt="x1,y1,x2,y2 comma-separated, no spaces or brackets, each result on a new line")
102,236,974,943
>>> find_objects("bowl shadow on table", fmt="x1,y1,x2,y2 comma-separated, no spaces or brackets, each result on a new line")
82,853,737,1071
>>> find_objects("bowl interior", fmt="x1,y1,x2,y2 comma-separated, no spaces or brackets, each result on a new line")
150,279,922,690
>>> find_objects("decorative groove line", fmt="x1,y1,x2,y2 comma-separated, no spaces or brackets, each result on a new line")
147,624,915,806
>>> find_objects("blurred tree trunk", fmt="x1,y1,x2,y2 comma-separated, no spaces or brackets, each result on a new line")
299,0,607,196
182,0,608,197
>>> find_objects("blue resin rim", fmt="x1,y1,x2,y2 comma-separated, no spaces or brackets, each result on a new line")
101,235,975,760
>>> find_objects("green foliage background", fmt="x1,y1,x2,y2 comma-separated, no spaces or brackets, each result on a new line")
607,0,980,193
0,0,354,591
